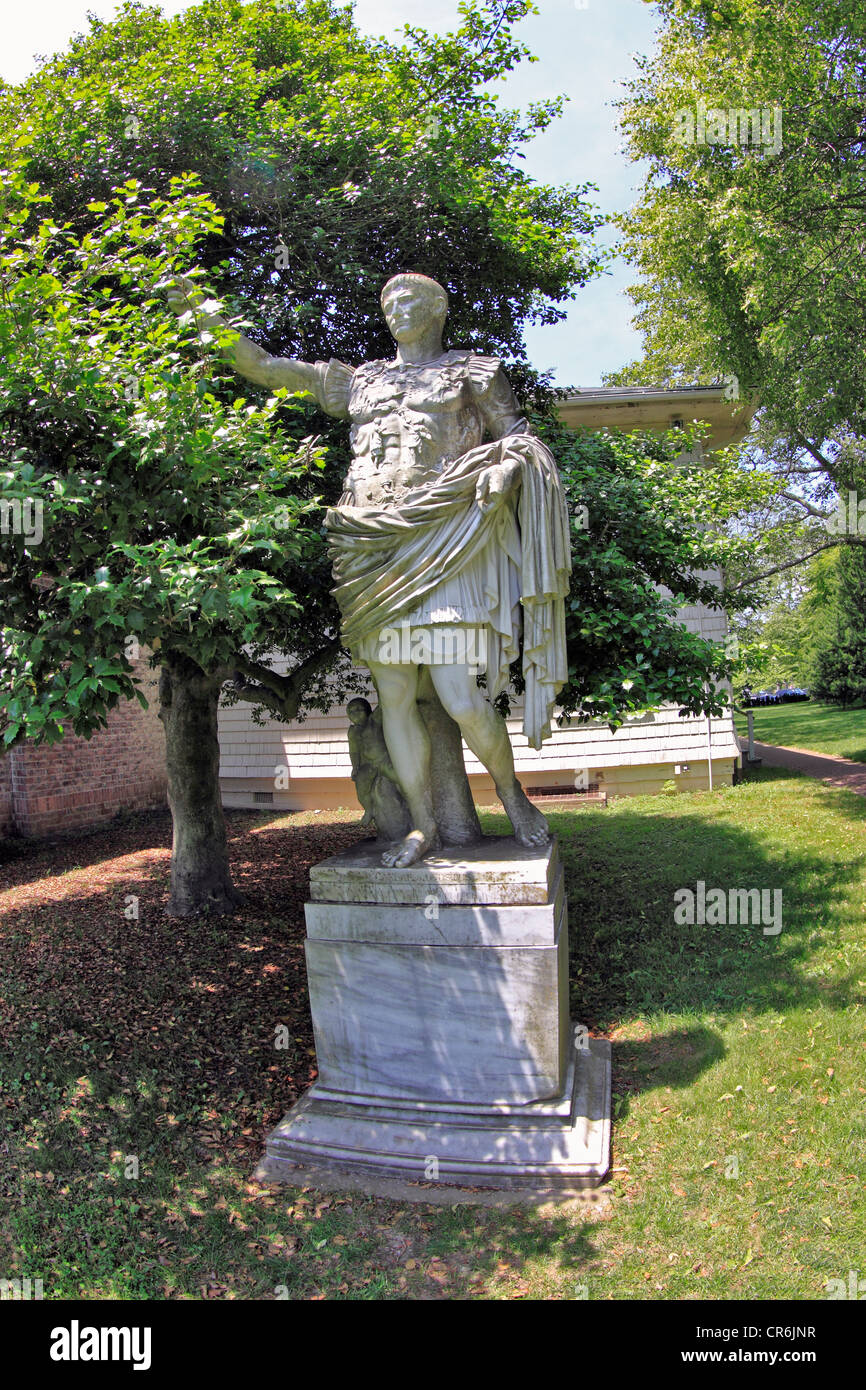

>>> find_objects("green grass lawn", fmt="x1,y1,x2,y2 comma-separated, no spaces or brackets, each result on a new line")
734,700,866,762
1,771,864,1300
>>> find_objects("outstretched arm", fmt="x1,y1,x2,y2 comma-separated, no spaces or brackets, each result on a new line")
165,276,352,414
227,336,320,395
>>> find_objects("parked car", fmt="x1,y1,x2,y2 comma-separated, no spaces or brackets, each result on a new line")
741,686,809,707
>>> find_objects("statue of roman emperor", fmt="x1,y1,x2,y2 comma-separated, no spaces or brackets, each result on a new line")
168,272,572,867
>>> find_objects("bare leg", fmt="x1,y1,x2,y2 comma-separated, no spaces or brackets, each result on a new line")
429,663,549,847
368,661,440,867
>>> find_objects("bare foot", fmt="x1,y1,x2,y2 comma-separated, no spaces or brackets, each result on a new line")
381,829,440,867
504,792,551,848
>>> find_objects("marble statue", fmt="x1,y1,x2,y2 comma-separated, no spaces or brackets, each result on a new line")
168,271,572,867
346,696,411,842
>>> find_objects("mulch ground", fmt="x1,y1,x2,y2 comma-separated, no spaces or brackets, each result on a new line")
0,809,367,1170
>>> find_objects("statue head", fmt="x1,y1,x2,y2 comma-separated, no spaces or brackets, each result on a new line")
380,273,448,344
347,697,373,725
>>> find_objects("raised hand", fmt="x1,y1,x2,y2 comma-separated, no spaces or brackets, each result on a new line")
165,274,203,317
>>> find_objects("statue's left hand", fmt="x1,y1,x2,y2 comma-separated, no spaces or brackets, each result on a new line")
475,460,520,514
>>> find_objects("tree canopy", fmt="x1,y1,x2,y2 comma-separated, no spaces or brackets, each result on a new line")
615,0,866,455
3,0,601,391
0,164,328,748
612,0,866,650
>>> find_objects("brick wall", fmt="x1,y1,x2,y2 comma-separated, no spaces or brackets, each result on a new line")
1,657,167,838
0,753,13,834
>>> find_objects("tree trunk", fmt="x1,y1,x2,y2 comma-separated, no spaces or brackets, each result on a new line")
417,668,484,846
159,657,243,916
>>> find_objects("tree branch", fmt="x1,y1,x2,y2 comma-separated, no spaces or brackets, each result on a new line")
794,432,835,472
779,491,833,520
229,640,342,722
728,540,852,593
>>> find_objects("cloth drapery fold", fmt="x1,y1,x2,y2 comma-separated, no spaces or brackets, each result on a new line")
325,434,572,750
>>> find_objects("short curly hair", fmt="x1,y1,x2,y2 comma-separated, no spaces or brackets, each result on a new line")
380,272,448,321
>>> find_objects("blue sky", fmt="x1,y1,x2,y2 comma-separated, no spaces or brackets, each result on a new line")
3,0,661,385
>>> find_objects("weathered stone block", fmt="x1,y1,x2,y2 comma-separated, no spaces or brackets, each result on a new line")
257,838,611,1191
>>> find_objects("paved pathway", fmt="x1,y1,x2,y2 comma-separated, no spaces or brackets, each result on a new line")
752,741,866,797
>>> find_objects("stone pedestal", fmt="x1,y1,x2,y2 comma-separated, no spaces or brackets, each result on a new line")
256,838,611,1191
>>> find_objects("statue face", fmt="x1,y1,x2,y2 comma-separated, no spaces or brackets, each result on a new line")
382,285,442,344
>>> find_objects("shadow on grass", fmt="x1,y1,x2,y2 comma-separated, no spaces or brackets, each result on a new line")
611,1024,726,1088
524,771,864,1129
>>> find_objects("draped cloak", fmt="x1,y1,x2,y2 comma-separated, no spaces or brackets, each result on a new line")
325,432,572,751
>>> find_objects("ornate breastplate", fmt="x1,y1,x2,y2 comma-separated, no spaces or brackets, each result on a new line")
343,354,485,506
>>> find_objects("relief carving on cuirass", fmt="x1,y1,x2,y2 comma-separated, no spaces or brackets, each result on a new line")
349,354,474,419
344,355,487,505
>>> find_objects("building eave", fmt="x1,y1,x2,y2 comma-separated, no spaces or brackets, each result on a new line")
556,385,757,451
